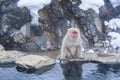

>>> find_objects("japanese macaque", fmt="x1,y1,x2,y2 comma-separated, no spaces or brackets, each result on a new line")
60,27,83,60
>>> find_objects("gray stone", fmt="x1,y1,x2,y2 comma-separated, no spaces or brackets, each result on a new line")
117,48,120,53
0,44,4,51
0,51,25,64
11,31,26,43
104,40,110,48
11,23,31,43
2,24,10,33
21,32,57,51
16,55,56,73
21,42,39,52
20,23,31,38
40,40,52,51
94,42,103,47
61,53,120,64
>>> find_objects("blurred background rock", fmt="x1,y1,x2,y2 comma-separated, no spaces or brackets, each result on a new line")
0,0,120,53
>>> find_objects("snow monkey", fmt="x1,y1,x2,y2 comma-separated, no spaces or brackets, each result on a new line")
60,27,83,60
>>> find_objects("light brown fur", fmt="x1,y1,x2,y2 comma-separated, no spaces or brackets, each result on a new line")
60,28,83,59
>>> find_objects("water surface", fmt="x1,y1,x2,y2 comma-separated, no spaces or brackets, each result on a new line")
1,62,120,80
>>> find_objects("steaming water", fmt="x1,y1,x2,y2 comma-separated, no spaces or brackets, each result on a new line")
1,62,120,80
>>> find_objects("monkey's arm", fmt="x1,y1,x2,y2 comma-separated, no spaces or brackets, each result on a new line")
76,44,83,58
60,36,68,59
60,46,67,59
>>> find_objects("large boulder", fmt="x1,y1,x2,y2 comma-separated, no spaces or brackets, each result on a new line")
16,55,56,73
0,51,25,65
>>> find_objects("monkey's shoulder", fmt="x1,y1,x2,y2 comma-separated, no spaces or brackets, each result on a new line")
62,36,69,43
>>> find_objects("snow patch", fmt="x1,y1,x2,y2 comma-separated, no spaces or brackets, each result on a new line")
88,49,95,53
79,0,104,13
105,18,120,30
17,0,51,25
105,18,120,49
110,0,120,8
108,32,120,49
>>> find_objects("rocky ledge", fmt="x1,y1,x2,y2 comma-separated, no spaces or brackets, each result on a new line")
16,55,56,73
0,51,25,65
1,48,120,74
0,50,56,74
60,53,120,64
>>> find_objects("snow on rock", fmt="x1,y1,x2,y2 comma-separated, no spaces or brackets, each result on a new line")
108,32,120,49
105,18,120,49
110,0,120,8
79,0,104,13
105,18,120,30
17,0,51,25
88,49,95,53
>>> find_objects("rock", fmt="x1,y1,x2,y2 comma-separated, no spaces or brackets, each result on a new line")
21,31,59,51
104,40,110,48
20,23,31,38
94,42,103,48
99,0,118,20
0,44,5,51
0,0,31,50
16,55,56,73
11,23,31,43
31,25,43,36
11,31,26,43
61,53,120,64
20,36,47,51
117,48,120,53
0,51,25,65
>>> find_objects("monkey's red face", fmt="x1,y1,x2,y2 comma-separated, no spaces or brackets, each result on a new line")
71,31,78,38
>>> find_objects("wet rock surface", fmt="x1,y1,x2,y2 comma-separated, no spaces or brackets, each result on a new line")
60,53,120,64
16,55,56,73
0,51,25,64
0,50,58,74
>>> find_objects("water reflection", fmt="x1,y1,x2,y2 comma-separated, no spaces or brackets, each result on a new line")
1,62,120,80
61,62,120,80
0,63,64,80
61,61,83,80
